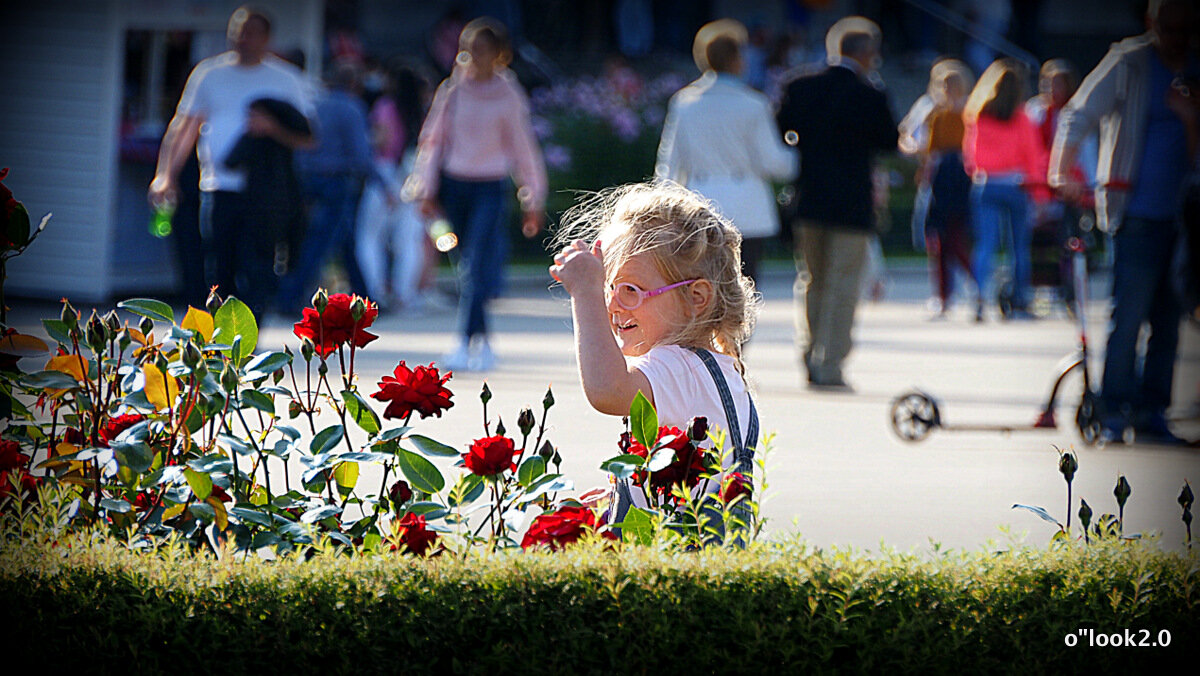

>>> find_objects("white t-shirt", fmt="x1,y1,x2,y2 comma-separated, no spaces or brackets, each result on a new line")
625,344,754,505
175,52,312,192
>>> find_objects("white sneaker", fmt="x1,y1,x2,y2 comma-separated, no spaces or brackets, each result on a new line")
440,342,471,372
468,340,497,372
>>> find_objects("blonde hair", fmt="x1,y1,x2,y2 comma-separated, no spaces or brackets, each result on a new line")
825,16,881,63
693,19,747,73
930,59,973,109
964,58,1028,123
555,181,759,372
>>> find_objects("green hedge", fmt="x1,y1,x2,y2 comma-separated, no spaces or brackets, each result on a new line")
2,535,1195,673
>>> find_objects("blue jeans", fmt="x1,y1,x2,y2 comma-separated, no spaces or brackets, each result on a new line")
439,176,510,340
277,173,367,312
203,190,276,317
971,178,1032,308
1100,216,1182,424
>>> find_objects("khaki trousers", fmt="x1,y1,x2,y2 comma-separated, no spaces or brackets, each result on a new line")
794,223,870,384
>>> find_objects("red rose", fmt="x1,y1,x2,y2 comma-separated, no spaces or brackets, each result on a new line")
134,491,158,513
210,485,232,503
391,512,438,555
99,413,146,446
521,505,617,551
371,361,454,421
292,293,379,357
720,471,752,504
0,471,39,502
463,435,517,478
0,440,30,473
623,426,708,499
389,480,413,508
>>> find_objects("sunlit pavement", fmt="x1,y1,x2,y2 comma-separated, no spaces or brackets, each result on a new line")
9,260,1199,553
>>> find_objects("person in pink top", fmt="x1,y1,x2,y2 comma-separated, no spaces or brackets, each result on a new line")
963,58,1048,321
406,17,548,371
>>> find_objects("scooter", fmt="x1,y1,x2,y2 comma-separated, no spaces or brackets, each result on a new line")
890,230,1102,445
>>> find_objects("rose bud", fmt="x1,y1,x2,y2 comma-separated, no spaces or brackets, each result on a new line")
85,311,106,351
318,360,328,377
543,386,554,410
350,295,367,322
206,287,223,314
687,416,709,442
1058,449,1077,483
300,337,315,363
288,400,302,419
103,310,121,337
538,439,554,461
480,381,492,405
1180,481,1194,510
312,288,329,314
1113,475,1131,510
518,407,535,437
389,480,413,508
193,357,209,379
139,315,154,337
220,362,238,393
1078,498,1092,531
552,450,562,466
60,299,79,328
117,329,131,352
495,416,506,437
182,340,202,369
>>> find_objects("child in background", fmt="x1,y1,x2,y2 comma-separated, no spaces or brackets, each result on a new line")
549,182,760,529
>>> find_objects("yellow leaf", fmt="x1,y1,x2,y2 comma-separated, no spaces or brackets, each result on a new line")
46,354,87,382
143,362,180,411
162,503,187,521
128,328,149,346
181,307,214,343
0,332,49,358
206,496,229,530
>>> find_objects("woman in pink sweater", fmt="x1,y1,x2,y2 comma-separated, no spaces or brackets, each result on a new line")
963,58,1048,321
407,17,547,371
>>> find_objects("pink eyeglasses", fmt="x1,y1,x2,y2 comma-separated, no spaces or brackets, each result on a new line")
607,279,698,310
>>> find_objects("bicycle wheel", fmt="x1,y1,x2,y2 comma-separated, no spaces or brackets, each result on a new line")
890,391,940,442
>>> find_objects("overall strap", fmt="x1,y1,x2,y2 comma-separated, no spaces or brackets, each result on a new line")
688,347,758,474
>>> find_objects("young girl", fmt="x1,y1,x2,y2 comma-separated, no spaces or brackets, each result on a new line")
407,17,547,371
549,181,760,526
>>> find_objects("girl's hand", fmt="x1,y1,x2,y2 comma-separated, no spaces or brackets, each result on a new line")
549,239,605,299
521,210,544,238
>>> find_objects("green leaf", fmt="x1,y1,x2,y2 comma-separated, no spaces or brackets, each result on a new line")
378,427,411,441
618,506,655,546
407,434,459,457
185,468,213,501
333,461,359,490
646,447,676,473
405,501,448,519
396,448,445,494
339,451,391,463
243,351,291,379
189,502,216,523
230,506,273,527
301,505,341,524
22,370,80,390
517,455,546,488
5,201,31,249
218,434,255,457
117,298,174,324
41,319,72,347
448,473,485,507
213,297,257,363
100,497,132,514
1011,504,1062,527
342,390,381,436
310,425,345,455
240,389,275,415
516,474,572,504
599,453,645,480
629,390,658,450
112,441,154,474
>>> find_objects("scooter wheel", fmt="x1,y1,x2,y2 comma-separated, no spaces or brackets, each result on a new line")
1076,390,1101,446
890,391,940,442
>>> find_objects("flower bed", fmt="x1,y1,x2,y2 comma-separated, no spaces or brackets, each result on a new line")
0,532,1194,671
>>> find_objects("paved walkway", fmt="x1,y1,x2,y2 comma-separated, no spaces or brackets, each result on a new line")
8,260,1199,553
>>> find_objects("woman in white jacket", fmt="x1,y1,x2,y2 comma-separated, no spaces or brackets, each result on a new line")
656,18,797,285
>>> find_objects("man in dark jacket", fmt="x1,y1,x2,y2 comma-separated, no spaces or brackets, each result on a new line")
777,16,899,389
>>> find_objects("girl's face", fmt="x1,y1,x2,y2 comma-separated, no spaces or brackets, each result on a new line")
464,33,500,80
606,252,692,358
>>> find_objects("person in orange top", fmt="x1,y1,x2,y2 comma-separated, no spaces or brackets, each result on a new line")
963,58,1048,321
920,60,975,318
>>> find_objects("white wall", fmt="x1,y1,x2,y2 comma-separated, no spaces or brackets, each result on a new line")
1,0,123,304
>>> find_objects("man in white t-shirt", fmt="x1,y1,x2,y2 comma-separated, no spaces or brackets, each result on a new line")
149,6,313,314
